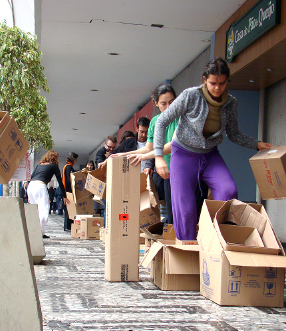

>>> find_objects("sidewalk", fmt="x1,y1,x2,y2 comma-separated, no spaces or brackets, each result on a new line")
34,214,286,331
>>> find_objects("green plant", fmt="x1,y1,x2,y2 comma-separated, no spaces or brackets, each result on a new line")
0,21,53,151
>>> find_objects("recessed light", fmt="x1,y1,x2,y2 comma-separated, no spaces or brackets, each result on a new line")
108,52,119,56
249,80,255,83
90,89,99,92
72,128,78,131
79,112,86,115
67,139,72,142
267,68,274,72
151,24,164,28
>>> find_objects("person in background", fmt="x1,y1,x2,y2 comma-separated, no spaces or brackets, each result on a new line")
98,117,150,173
82,160,95,172
55,185,63,215
153,57,272,240
19,181,28,203
95,136,117,168
48,186,54,214
27,151,68,238
53,187,57,213
62,152,78,231
119,130,135,144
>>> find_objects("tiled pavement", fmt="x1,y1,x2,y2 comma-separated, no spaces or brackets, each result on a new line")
34,214,286,331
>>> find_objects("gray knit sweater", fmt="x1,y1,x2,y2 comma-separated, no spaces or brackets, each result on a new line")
153,85,258,156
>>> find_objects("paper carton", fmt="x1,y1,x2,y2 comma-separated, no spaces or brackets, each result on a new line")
0,111,30,184
70,171,94,203
71,219,81,238
162,224,176,240
80,216,103,240
141,240,200,291
85,168,106,200
139,173,160,228
249,146,286,199
214,199,281,255
100,227,105,243
197,199,286,307
66,192,94,219
105,156,141,282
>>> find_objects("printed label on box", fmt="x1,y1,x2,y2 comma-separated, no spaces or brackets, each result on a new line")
121,264,129,281
264,282,276,296
265,267,277,279
202,259,210,286
229,265,241,277
228,281,240,294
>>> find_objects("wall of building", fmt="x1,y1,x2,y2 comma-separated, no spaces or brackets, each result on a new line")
263,77,286,242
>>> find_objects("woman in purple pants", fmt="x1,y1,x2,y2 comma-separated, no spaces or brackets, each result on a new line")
153,57,272,240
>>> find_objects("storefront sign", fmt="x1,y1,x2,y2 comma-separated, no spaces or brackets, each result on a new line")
226,0,281,63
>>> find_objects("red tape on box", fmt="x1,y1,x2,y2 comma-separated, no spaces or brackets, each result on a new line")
119,214,129,221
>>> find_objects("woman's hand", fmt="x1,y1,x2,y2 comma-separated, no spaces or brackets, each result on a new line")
63,197,70,205
155,156,169,179
127,153,149,166
110,152,126,158
257,142,273,150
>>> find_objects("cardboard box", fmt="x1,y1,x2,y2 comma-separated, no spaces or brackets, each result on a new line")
141,240,200,291
249,146,286,199
214,199,281,255
140,173,160,228
197,199,286,307
66,192,95,220
85,168,106,200
70,170,95,203
100,227,105,243
0,111,30,184
162,224,176,240
105,156,141,282
71,219,81,239
80,216,103,240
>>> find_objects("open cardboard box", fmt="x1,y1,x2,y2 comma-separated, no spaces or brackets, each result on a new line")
66,192,95,219
249,145,286,199
141,239,200,291
85,168,106,200
0,111,30,184
214,199,281,255
197,199,286,307
71,170,94,203
139,173,160,228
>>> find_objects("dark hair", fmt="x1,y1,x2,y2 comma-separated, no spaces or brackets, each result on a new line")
105,135,117,144
151,84,177,103
202,57,230,80
137,117,150,129
85,160,95,170
40,150,59,166
120,130,135,144
66,152,78,163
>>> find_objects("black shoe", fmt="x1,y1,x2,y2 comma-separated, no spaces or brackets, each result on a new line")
43,234,50,238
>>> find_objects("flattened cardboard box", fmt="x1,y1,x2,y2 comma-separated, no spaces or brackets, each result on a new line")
105,156,141,282
66,192,94,220
85,168,106,200
140,173,160,228
197,199,286,307
0,111,30,184
141,240,200,291
250,146,286,199
71,171,93,203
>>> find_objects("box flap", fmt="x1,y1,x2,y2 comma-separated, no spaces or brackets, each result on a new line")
140,172,148,193
165,245,199,275
140,241,163,268
224,251,286,268
140,227,161,241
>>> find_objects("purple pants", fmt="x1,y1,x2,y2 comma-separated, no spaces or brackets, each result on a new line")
170,141,238,240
